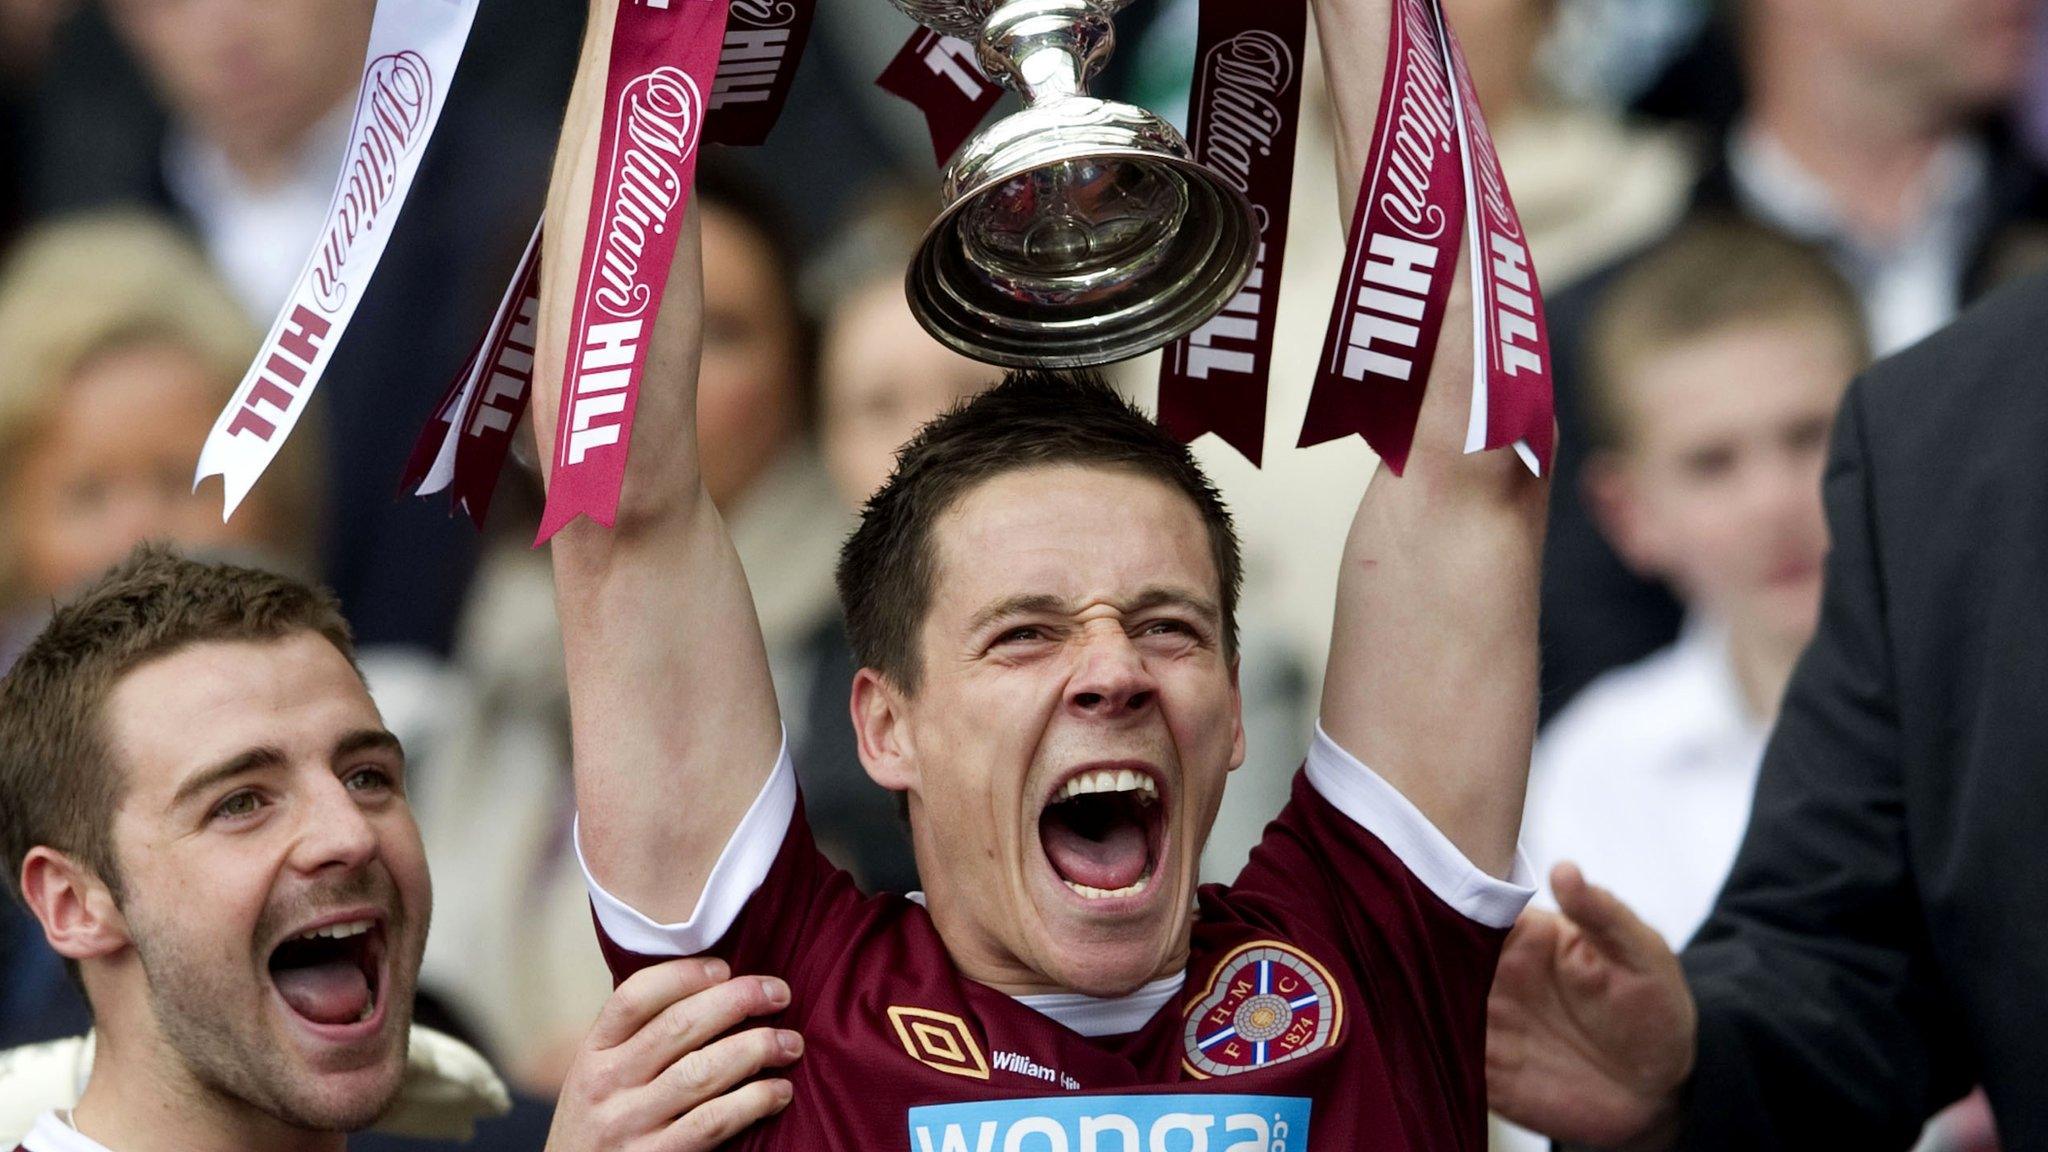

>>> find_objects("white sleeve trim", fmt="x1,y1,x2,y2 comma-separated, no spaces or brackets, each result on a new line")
1305,723,1536,930
576,734,798,958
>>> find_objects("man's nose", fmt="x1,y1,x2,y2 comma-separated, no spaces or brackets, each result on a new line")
288,776,379,875
1065,628,1158,720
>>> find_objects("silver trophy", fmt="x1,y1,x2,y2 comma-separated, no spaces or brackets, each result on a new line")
892,0,1259,368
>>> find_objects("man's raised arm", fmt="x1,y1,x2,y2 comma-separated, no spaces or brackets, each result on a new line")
531,0,782,923
1309,0,1548,879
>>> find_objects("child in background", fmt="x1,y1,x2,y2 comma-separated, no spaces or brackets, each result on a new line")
1524,217,1866,946
1514,214,2001,1152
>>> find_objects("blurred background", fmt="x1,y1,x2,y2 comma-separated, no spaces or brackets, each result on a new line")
0,0,2037,1147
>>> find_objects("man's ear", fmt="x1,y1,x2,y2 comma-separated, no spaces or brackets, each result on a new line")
19,846,129,962
1227,655,1246,773
850,668,917,794
1583,452,1669,581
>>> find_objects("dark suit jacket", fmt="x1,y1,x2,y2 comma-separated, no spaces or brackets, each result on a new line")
1675,270,2048,1149
1537,128,2048,722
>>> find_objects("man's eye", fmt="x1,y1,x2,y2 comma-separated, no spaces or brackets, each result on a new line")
212,791,263,821
345,767,395,794
995,626,1047,645
1140,619,1193,638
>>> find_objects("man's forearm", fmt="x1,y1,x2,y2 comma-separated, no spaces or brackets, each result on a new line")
533,0,783,924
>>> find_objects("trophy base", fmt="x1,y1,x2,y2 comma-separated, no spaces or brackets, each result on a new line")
907,98,1258,369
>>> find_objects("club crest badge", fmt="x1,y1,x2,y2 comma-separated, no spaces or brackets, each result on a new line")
1182,940,1341,1078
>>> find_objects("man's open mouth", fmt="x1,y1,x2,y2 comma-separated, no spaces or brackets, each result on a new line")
1038,765,1167,901
266,916,386,1029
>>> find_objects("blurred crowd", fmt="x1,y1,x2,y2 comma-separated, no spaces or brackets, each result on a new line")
0,0,2040,1147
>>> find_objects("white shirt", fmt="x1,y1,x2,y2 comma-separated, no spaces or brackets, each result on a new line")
1730,125,1991,356
162,102,355,322
1523,622,1768,947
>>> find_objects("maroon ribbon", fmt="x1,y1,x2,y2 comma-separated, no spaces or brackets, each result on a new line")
705,0,817,146
400,227,542,526
398,336,482,497
1442,17,1554,471
536,0,732,541
1298,0,1466,475
876,29,1003,165
451,246,542,524
1155,0,1308,467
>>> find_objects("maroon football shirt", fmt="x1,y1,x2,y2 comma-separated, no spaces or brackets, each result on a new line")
584,729,1532,1150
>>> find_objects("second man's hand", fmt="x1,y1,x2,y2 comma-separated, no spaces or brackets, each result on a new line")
546,958,803,1152
1486,863,1696,1151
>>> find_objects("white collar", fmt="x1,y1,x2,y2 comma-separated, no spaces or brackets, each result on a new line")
22,1112,113,1152
902,893,1188,1037
162,98,354,213
1656,619,1769,761
1727,123,1989,260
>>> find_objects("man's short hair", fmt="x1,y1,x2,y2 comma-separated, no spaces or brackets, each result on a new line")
837,369,1243,692
1585,215,1869,452
0,545,357,904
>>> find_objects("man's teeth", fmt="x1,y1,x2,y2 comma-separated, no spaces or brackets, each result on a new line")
1054,768,1159,803
1064,876,1151,900
295,919,373,941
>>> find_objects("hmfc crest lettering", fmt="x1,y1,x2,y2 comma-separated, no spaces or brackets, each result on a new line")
1182,941,1341,1078
888,1005,990,1081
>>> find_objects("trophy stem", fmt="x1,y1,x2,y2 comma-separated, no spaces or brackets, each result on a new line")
978,0,1114,102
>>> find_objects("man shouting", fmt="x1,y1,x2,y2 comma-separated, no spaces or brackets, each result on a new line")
537,0,1548,1146
0,548,803,1152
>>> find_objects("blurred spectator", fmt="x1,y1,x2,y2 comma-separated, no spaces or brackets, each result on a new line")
1539,0,2048,719
22,0,582,658
1523,219,1865,946
95,0,370,316
0,210,307,1047
0,211,310,668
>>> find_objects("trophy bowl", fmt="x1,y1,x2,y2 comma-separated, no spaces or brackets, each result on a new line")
894,0,1259,368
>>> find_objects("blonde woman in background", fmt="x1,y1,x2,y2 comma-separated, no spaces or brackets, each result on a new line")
0,211,312,673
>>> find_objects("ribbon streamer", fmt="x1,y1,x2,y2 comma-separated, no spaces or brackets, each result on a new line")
876,29,1003,165
1156,0,1309,467
196,0,482,517
401,223,543,526
1298,0,1465,475
706,0,818,146
536,0,734,541
1441,15,1554,474
1297,0,1552,476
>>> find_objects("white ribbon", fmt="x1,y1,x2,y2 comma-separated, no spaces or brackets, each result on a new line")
196,0,483,517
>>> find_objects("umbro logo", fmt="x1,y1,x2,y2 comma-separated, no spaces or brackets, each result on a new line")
888,1005,990,1080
